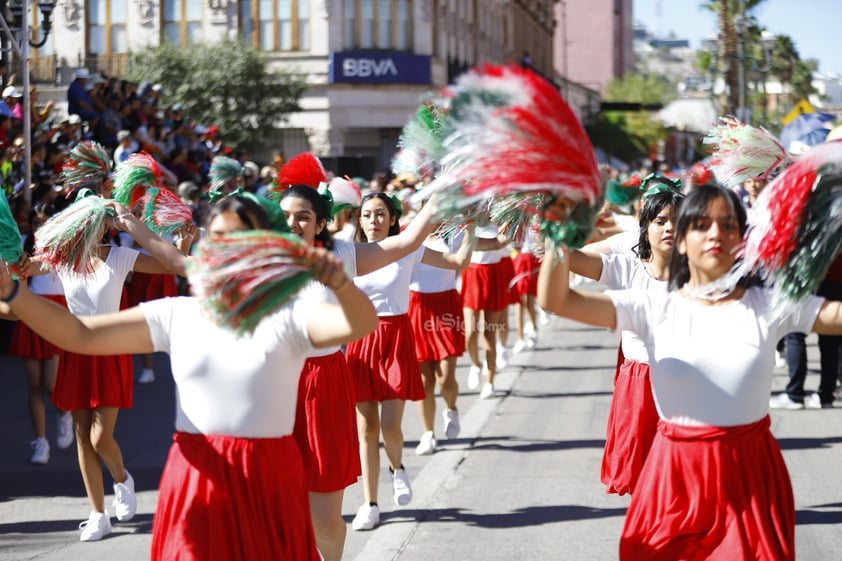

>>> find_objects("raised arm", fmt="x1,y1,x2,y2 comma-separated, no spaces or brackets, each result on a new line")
109,205,191,276
419,226,477,271
305,247,378,348
0,267,154,355
355,198,438,276
567,248,604,281
537,246,617,330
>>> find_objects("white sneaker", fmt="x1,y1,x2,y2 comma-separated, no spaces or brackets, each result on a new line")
526,329,538,349
512,339,527,354
112,471,137,522
392,467,413,506
79,511,112,542
480,382,495,400
351,503,380,531
774,350,787,369
137,369,155,384
769,393,804,410
496,345,510,370
30,437,49,465
56,412,74,449
804,393,831,409
415,431,437,455
538,308,550,326
467,364,482,390
443,408,460,439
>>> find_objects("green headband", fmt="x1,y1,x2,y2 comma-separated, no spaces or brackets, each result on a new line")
640,173,682,201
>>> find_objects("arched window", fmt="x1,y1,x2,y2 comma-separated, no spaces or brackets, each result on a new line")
240,0,310,51
343,0,411,51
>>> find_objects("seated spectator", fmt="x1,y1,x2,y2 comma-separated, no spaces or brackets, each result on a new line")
113,129,138,167
66,68,101,128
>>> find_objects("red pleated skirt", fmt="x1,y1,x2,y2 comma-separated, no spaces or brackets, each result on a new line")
126,271,178,307
151,432,319,561
601,357,659,496
347,314,425,402
461,263,507,312
408,289,466,362
292,351,361,493
52,351,134,411
8,294,66,360
512,252,540,297
497,255,519,305
620,416,794,561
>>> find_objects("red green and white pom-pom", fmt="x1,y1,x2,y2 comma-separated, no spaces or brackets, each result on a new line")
273,152,327,194
415,63,603,249
0,193,22,270
139,187,194,236
704,116,788,188
34,196,112,276
186,230,314,335
60,141,112,191
327,176,362,214
392,99,447,177
208,156,244,196
112,152,164,209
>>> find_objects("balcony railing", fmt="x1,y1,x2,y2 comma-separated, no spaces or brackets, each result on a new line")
21,53,130,84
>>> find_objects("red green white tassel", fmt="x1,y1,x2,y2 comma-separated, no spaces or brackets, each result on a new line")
208,156,244,197
112,152,165,209
704,116,789,188
34,196,113,276
186,230,314,335
273,152,328,193
60,141,112,193
139,187,194,236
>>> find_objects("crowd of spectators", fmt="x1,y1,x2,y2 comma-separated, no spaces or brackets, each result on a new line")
1,67,282,239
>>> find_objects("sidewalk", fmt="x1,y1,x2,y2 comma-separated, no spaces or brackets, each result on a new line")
0,315,841,560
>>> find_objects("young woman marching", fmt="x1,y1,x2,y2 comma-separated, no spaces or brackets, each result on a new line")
538,184,842,560
566,188,683,496
1,193,378,560
348,192,473,531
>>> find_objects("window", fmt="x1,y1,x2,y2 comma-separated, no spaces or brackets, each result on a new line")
343,0,412,51
163,0,203,46
88,0,128,55
241,0,310,51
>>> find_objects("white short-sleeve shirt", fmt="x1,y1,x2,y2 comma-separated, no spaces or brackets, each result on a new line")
608,287,823,427
296,239,358,358
599,253,668,362
353,244,424,315
140,296,314,437
410,232,463,294
59,246,138,315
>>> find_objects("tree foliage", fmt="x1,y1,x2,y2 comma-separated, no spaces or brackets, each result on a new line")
127,40,307,148
587,73,669,164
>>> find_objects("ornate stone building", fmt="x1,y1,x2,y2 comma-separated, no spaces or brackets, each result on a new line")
34,0,559,175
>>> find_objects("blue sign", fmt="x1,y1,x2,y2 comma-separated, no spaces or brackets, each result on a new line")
330,52,431,85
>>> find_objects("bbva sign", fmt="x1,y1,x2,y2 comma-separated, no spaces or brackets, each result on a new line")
330,52,432,85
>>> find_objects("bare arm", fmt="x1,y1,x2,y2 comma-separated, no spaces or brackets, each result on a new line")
306,247,378,348
0,271,154,355
355,199,438,276
419,227,476,271
537,246,617,330
812,300,842,335
110,207,190,276
567,249,604,281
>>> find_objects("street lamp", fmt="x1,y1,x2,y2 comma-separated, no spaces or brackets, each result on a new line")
1,0,57,205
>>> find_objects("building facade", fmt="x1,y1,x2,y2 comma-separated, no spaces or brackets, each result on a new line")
553,0,632,94
31,0,559,176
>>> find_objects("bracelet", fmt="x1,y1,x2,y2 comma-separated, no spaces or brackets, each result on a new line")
0,279,20,304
